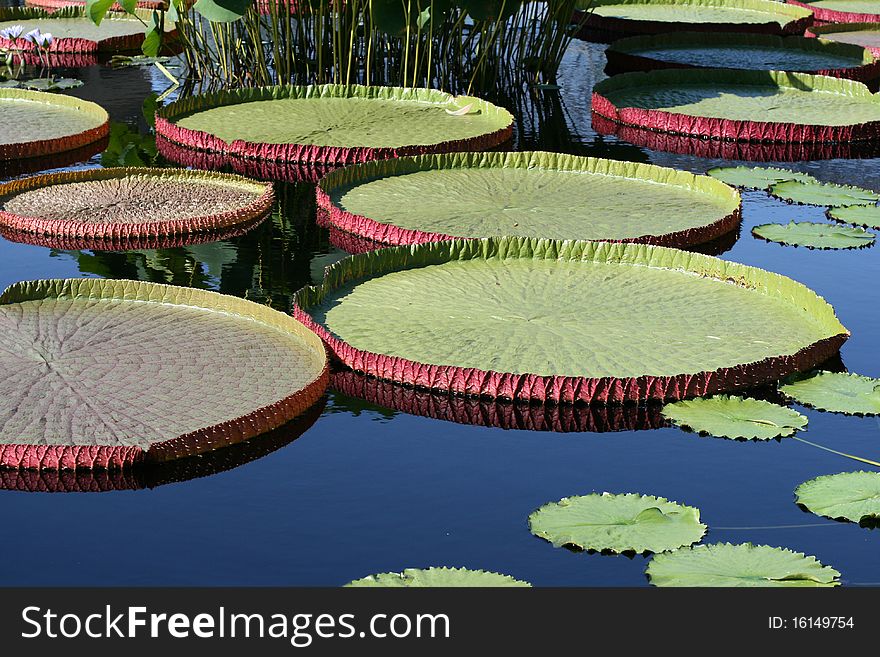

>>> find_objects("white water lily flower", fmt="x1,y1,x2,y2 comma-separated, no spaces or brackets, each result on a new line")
34,32,53,48
0,25,24,40
22,28,41,44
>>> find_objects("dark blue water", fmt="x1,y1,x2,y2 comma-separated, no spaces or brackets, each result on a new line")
2,35,880,587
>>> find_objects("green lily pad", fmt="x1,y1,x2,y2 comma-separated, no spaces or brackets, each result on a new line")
294,238,848,403
345,567,531,587
769,179,880,206
795,471,880,525
779,371,880,415
828,204,880,230
661,395,808,440
20,78,83,91
320,151,740,246
528,492,707,554
752,221,875,249
808,22,880,54
582,0,812,29
706,166,816,190
646,543,841,587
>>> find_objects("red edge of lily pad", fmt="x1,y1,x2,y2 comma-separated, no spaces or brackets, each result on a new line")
573,8,813,42
154,90,514,167
788,0,880,24
291,245,849,405
591,83,880,145
314,170,742,250
0,168,275,241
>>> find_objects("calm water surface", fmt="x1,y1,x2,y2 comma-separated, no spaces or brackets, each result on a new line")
2,31,880,586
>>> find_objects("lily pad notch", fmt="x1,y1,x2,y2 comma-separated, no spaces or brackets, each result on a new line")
0,279,329,470
592,69,880,145
293,238,849,404
0,88,109,161
155,84,514,167
0,168,275,242
574,0,814,41
605,32,880,83
317,151,742,249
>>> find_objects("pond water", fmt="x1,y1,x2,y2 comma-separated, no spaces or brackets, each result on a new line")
3,27,880,587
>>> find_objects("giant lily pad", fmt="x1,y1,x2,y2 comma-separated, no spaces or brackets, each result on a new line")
0,279,329,470
662,396,808,440
575,0,813,41
155,85,513,167
0,7,169,54
606,32,880,82
592,69,880,144
318,151,741,248
528,492,707,554
789,0,880,24
646,543,841,587
706,166,816,190
795,471,880,524
0,167,274,243
0,88,109,161
345,567,531,587
807,23,880,57
828,204,880,229
780,371,880,415
293,238,848,404
769,179,880,206
752,221,875,249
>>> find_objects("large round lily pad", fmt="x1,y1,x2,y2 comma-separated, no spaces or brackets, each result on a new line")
24,0,166,10
0,88,109,161
592,69,880,144
0,279,329,470
293,238,849,404
0,7,168,54
528,492,707,554
706,166,816,190
662,395,808,440
828,204,880,229
345,567,531,587
318,152,741,248
575,0,813,41
646,543,841,587
780,371,880,415
795,471,880,525
0,167,274,243
606,32,880,82
752,221,875,249
155,85,514,167
789,0,880,24
769,179,880,206
807,23,880,57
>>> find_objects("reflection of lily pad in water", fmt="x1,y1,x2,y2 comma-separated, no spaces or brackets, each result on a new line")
662,395,808,440
795,471,880,525
345,567,531,587
575,0,813,39
606,32,879,81
294,238,848,404
0,167,274,242
789,0,880,24
780,371,880,415
752,221,875,249
646,543,841,587
528,492,707,554
318,151,741,247
592,69,880,143
0,88,109,160
0,279,328,470
156,85,514,166
807,23,880,57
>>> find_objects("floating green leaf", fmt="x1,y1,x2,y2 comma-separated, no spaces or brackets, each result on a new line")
769,179,880,206
646,543,841,587
528,492,707,554
780,371,880,415
192,0,252,22
662,396,807,440
706,166,816,190
795,471,880,525
828,204,880,230
752,221,875,249
20,78,83,91
345,567,531,587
